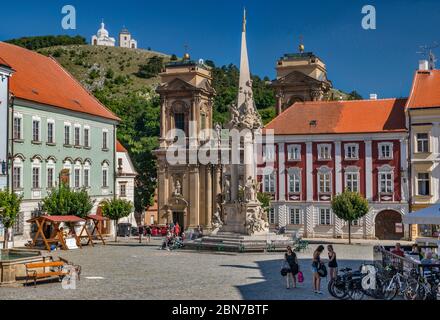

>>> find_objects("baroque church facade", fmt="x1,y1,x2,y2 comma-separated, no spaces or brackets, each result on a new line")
155,59,220,231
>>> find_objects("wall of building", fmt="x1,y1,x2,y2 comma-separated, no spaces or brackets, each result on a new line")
259,132,409,239
9,100,117,245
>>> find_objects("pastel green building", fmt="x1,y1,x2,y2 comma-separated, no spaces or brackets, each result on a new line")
0,42,120,245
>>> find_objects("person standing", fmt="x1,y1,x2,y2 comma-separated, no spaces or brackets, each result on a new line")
285,246,299,289
327,245,338,280
145,225,152,243
312,245,325,294
138,225,144,244
174,222,181,237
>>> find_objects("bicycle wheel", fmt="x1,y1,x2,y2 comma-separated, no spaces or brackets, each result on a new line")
348,288,365,300
328,279,347,299
347,280,365,300
382,279,398,301
404,279,427,300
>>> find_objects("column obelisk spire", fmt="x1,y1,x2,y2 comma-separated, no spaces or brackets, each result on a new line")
237,8,253,110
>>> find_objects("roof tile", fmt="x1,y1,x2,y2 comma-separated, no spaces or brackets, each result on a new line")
406,70,440,109
0,42,120,121
265,98,407,135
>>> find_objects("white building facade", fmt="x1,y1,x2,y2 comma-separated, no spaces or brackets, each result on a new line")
119,28,137,49
91,22,116,47
115,141,137,227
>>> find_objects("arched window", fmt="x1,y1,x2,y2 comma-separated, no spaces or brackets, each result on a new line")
12,156,24,190
46,159,56,189
31,158,42,189
74,161,82,189
102,161,109,188
83,160,91,188
63,160,73,187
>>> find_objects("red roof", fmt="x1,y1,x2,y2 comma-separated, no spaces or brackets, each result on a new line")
87,215,109,221
116,140,128,153
0,57,11,69
406,70,440,109
0,42,120,121
264,98,407,135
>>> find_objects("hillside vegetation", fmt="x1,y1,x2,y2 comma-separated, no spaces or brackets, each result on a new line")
38,45,170,99
5,35,86,50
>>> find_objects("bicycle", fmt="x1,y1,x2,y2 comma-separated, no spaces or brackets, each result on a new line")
381,265,408,300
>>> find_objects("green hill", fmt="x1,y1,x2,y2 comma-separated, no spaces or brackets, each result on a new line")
37,45,170,99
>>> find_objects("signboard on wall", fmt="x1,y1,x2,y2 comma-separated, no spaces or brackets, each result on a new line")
395,223,403,234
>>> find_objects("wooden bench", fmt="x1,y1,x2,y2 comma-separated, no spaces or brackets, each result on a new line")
25,261,70,287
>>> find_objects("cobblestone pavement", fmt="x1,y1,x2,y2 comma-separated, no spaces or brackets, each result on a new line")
1,240,374,300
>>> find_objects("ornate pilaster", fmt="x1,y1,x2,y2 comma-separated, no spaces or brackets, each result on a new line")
205,166,213,229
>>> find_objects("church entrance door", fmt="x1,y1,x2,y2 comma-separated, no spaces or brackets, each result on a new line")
173,211,185,231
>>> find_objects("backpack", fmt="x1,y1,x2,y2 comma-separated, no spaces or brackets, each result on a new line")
280,261,291,277
317,263,327,278
297,271,304,283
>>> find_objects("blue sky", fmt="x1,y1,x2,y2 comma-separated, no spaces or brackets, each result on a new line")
1,0,439,98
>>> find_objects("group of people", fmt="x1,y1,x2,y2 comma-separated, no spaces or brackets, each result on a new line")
391,242,439,265
283,244,338,294
138,222,183,244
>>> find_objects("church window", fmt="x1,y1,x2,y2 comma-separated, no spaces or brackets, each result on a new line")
174,113,185,132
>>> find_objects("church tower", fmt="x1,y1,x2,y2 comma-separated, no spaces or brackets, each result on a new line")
271,41,332,115
119,27,138,49
155,55,220,231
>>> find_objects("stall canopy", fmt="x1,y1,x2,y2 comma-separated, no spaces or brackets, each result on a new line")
403,204,440,225
27,215,87,251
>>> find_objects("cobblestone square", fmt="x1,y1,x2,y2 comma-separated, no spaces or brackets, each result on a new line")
1,240,374,300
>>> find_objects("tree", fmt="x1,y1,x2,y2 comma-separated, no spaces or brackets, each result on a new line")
42,184,94,218
101,198,133,242
347,90,363,100
331,190,369,244
0,190,22,249
5,35,86,50
136,56,164,79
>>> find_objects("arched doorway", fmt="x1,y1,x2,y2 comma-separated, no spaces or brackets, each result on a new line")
375,210,404,240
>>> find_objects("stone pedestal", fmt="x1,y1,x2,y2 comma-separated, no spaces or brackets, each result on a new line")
221,201,269,236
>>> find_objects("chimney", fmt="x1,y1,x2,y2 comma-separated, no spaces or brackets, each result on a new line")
419,60,429,71
370,94,378,100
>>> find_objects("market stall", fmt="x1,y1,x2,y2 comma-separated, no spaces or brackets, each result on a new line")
77,215,109,246
27,215,89,251
403,204,440,246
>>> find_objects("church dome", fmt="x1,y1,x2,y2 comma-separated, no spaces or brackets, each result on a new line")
97,22,109,38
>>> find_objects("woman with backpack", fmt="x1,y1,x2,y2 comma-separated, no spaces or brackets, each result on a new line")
312,245,325,294
284,246,299,289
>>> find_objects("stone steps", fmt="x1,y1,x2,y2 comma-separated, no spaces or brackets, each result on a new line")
183,233,293,253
